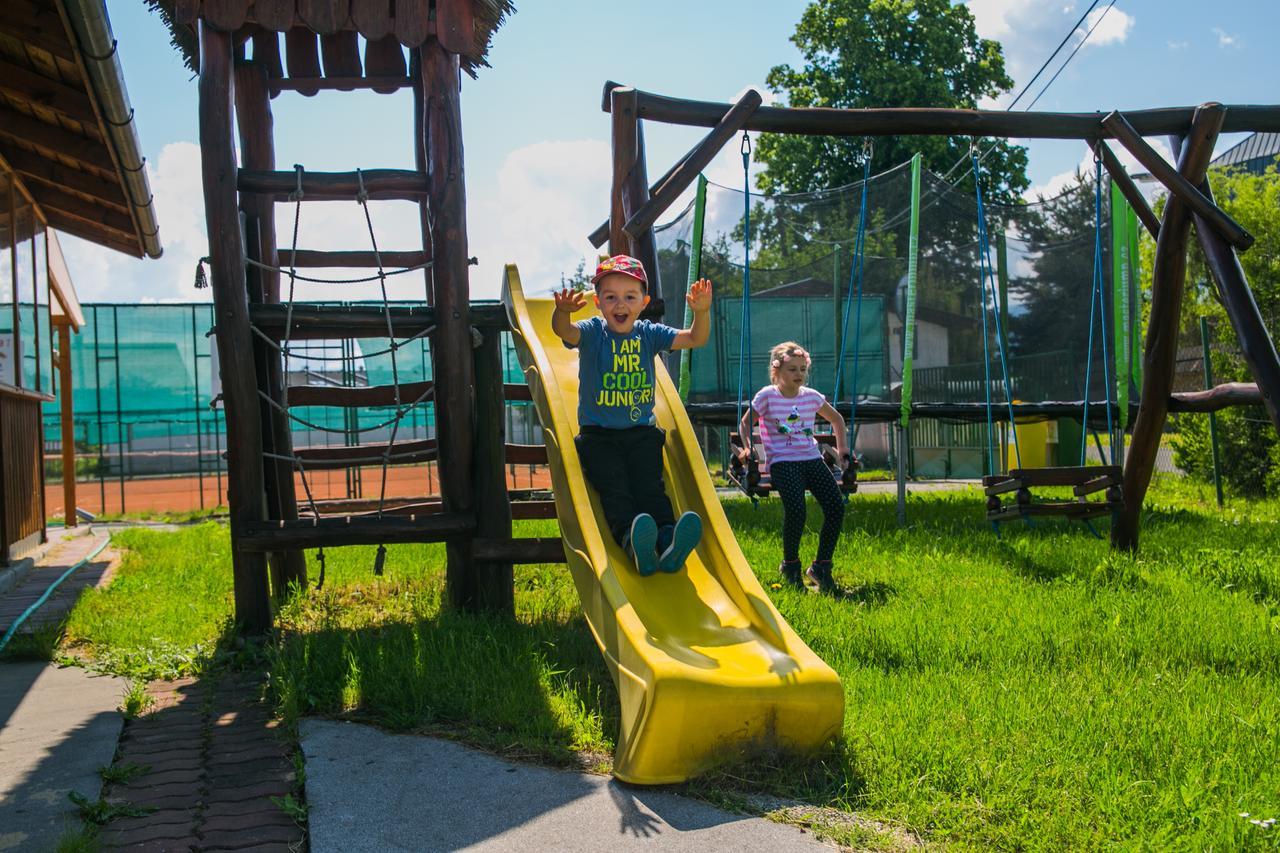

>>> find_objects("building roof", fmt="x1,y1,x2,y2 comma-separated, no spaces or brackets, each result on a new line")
0,0,161,258
159,0,514,77
1211,132,1280,170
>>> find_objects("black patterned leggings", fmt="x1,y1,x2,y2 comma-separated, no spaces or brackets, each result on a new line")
771,457,845,563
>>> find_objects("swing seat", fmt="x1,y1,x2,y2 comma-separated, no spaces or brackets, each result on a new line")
728,432,858,499
982,465,1123,523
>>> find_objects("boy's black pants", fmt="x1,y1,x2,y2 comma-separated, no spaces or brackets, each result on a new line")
575,425,675,546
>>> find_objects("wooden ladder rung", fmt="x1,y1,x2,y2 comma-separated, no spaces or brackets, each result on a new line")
287,380,434,408
238,512,475,551
249,303,509,340
284,249,430,269
300,496,558,521
238,168,430,200
294,438,438,469
472,537,566,564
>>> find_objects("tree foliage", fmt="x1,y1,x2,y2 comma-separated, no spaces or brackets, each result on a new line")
755,0,1030,203
1168,161,1280,496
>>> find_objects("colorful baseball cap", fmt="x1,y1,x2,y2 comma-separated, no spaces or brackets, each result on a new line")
590,254,648,289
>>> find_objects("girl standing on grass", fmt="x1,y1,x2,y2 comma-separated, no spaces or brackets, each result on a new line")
737,341,848,594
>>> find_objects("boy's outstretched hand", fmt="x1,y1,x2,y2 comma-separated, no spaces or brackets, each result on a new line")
686,278,713,313
553,287,588,313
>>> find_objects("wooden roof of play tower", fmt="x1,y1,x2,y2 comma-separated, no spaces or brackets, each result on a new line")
159,0,512,76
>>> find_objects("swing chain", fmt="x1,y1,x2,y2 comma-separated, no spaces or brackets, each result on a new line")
740,130,752,159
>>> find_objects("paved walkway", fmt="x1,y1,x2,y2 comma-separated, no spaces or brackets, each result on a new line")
303,720,835,852
0,529,114,637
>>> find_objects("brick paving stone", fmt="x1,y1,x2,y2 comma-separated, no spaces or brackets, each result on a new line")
106,790,205,811
207,766,294,788
202,780,294,804
200,812,299,835
98,821,202,847
113,767,205,790
115,753,204,775
198,825,304,850
205,742,289,765
201,800,293,821
206,749,292,773
116,742,205,762
198,845,297,853
122,722,207,741
100,837,200,852
104,809,199,834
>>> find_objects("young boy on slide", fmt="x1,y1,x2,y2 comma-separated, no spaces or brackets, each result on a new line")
551,254,713,576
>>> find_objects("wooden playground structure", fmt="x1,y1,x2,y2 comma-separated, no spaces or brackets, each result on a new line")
180,1,1280,633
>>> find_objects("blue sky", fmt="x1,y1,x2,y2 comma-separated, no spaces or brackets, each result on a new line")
65,0,1278,304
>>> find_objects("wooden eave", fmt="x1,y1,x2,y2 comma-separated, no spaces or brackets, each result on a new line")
47,228,85,331
0,0,161,258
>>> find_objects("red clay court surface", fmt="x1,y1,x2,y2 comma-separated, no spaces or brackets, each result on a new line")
45,464,554,517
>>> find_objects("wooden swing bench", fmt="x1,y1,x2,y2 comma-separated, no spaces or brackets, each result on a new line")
728,432,858,500
982,465,1124,524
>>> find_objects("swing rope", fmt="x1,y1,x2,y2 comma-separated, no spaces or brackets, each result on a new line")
971,150,1022,473
833,140,873,453
734,131,753,441
1080,148,1116,466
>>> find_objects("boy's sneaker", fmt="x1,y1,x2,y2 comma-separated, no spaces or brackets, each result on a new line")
779,560,804,589
805,560,838,595
627,514,659,576
658,511,702,573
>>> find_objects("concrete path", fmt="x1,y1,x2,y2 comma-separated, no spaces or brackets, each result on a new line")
0,662,125,852
302,720,833,852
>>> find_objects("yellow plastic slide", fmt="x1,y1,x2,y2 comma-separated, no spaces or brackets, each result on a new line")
502,265,844,784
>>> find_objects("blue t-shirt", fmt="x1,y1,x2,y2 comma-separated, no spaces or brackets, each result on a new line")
570,317,678,429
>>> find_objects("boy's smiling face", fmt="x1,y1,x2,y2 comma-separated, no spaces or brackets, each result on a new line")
593,273,650,335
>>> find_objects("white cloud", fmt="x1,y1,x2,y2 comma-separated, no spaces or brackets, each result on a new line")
1212,27,1239,49
1023,137,1173,204
1081,7,1133,48
1167,39,1189,51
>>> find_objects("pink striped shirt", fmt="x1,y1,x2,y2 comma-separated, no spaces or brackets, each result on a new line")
751,385,826,468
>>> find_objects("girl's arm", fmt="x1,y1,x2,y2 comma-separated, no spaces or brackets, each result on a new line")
737,406,755,460
817,400,849,467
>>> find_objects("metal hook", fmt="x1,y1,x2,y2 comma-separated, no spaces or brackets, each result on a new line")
740,130,752,157
355,167,369,205
289,164,305,202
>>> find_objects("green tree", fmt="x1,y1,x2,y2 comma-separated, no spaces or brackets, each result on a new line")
1168,161,1280,496
754,0,1029,203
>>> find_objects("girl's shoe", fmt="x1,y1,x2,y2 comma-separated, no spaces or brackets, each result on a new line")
779,559,804,588
627,514,659,576
658,511,702,573
805,560,838,595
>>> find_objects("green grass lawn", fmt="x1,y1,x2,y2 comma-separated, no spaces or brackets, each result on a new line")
50,475,1280,850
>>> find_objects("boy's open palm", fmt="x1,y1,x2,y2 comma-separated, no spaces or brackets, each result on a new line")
686,279,712,312
553,287,588,313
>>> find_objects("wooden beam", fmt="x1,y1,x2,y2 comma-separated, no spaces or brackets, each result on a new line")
1102,109,1253,251
283,27,321,97
1190,180,1280,430
608,87,639,257
473,327,514,614
285,379,434,407
249,301,509,339
238,512,476,551
1168,382,1261,413
28,182,135,236
294,437,439,469
362,37,407,94
1113,104,1223,553
0,144,129,213
622,89,762,240
269,75,416,94
237,167,430,200
319,32,362,83
1093,139,1159,240
302,495,557,521
42,207,141,257
588,147,693,248
57,324,76,527
199,22,272,633
0,106,113,175
0,57,99,126
610,87,1280,140
235,58,306,593
472,538,566,565
0,1,77,63
420,39,476,611
284,248,429,268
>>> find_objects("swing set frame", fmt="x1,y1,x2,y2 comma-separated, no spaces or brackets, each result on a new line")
593,82,1280,552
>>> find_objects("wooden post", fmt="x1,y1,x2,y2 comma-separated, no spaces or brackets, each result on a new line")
234,58,306,594
1112,104,1224,552
57,323,76,528
198,21,272,632
472,328,514,615
608,87,639,256
418,38,476,609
